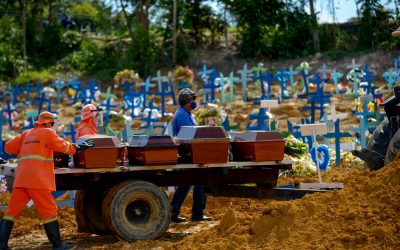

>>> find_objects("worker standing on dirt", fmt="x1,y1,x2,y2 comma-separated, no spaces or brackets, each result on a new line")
76,104,103,139
170,88,214,223
0,111,94,250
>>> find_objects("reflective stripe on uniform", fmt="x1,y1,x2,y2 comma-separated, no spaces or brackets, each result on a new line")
18,154,54,162
64,141,70,154
3,215,16,222
41,216,58,225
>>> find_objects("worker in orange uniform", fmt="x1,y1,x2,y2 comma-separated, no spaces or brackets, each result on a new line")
76,103,103,139
0,111,94,250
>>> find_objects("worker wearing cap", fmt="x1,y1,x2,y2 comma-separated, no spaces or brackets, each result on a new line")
0,111,93,250
170,88,213,223
76,104,103,139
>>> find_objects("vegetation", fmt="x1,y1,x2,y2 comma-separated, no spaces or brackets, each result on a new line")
0,0,399,82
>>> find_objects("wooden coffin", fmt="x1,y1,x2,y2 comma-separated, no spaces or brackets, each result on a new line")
73,135,124,169
175,126,230,164
53,152,69,168
229,131,285,162
127,135,178,165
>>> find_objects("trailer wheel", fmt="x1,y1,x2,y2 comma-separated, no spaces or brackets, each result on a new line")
102,180,171,241
74,189,109,235
366,119,391,170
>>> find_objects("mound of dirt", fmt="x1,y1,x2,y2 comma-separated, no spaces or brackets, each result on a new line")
164,161,400,249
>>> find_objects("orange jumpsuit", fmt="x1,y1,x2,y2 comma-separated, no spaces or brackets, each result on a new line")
4,125,76,223
76,118,97,140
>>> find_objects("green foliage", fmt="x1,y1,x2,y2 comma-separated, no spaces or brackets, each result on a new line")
14,70,56,85
61,31,82,50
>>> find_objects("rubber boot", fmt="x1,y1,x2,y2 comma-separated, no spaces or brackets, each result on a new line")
0,219,14,250
43,220,74,250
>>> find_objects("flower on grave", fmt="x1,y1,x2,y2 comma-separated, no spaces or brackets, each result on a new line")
194,103,227,126
113,69,141,85
173,66,193,85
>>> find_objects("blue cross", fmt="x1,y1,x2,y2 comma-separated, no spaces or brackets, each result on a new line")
140,77,157,110
246,108,270,131
124,88,143,118
196,64,214,84
237,64,252,101
52,79,67,103
322,116,352,166
2,101,18,129
84,79,100,103
383,68,398,90
37,92,56,114
22,82,37,104
297,69,313,98
155,82,176,116
275,67,290,100
203,66,220,103
62,123,77,143
253,70,277,104
175,79,192,90
331,70,343,94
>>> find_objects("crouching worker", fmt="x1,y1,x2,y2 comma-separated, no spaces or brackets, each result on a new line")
0,111,94,250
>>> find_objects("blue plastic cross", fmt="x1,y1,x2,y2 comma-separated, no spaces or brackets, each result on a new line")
331,70,343,94
275,67,290,100
383,68,398,90
22,82,37,104
140,77,157,110
246,108,270,131
3,101,17,129
63,123,77,143
237,64,252,101
203,66,220,103
155,82,177,116
51,79,67,103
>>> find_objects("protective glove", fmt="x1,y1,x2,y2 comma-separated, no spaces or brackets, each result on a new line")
75,139,95,153
0,158,7,165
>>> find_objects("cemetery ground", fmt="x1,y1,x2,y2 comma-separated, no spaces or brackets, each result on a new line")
1,49,400,249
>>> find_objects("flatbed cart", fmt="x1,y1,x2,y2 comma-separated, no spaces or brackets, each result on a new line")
0,160,291,242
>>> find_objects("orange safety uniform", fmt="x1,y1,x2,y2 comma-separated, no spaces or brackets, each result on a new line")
3,112,76,223
76,118,97,139
76,104,99,139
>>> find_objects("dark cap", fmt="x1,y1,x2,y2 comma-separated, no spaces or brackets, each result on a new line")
178,88,197,106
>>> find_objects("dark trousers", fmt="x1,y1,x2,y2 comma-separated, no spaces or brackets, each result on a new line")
171,185,207,219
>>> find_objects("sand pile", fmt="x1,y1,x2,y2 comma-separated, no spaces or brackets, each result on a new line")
165,161,400,249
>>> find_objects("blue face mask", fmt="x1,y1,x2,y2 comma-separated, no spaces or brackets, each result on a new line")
190,101,197,110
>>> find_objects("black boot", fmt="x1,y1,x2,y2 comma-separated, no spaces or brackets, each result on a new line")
43,220,74,250
0,219,14,250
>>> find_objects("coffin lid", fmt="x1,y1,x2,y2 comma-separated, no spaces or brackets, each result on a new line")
176,126,229,141
76,134,123,148
229,131,283,142
128,135,177,148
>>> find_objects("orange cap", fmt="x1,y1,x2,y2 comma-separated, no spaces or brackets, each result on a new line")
34,111,58,126
81,104,98,121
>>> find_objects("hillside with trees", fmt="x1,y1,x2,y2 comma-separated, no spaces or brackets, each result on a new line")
0,0,399,83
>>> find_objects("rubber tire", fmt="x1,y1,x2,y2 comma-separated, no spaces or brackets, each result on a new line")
366,119,391,170
385,128,400,164
102,180,171,242
74,189,110,235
